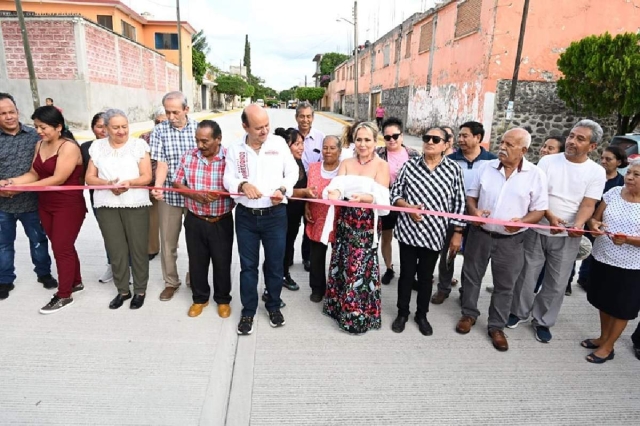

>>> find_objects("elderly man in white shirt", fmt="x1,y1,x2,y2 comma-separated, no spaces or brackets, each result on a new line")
224,104,299,336
508,120,607,344
455,128,548,352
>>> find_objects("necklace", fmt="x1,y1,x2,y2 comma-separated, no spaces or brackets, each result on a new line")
357,156,374,166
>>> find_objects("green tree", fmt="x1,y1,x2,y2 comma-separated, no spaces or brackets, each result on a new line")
319,52,349,75
278,89,294,102
243,34,251,78
557,32,640,135
215,74,248,104
192,30,210,85
295,87,325,103
244,84,255,98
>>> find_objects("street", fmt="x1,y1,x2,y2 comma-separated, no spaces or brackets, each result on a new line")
1,109,639,426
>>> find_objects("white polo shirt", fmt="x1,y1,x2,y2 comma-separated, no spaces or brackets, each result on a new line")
467,158,548,235
223,133,299,208
535,153,606,237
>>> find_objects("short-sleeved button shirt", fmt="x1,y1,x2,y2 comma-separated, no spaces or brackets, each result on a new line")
0,124,39,213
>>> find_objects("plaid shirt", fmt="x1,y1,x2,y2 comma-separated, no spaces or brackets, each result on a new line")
174,147,234,216
150,117,198,207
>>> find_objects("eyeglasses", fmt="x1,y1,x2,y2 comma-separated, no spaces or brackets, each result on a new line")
383,133,401,141
422,135,444,144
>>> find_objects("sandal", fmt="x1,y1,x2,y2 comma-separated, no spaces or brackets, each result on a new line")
580,339,600,349
586,350,614,364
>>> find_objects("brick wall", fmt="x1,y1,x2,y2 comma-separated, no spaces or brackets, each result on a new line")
85,23,118,85
118,37,143,88
167,67,179,92
1,20,77,80
155,56,167,93
143,49,155,90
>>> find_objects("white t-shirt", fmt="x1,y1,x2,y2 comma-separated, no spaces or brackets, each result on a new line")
593,186,640,270
89,138,152,208
535,153,606,237
467,159,548,235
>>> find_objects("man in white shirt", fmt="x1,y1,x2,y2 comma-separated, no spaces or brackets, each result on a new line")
508,120,607,343
456,128,548,352
296,101,325,271
224,104,299,335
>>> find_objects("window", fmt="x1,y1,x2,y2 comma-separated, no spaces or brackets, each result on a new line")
97,15,113,30
360,58,365,76
382,44,390,67
405,31,413,58
394,36,401,63
418,21,433,53
121,20,136,41
155,33,179,50
455,0,482,38
371,50,376,72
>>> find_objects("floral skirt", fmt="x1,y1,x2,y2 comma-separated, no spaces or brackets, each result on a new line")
323,206,382,334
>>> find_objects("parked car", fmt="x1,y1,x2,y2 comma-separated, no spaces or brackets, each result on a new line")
287,100,298,109
255,99,265,107
609,133,640,175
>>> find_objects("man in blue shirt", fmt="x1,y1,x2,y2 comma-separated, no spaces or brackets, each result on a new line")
0,93,57,299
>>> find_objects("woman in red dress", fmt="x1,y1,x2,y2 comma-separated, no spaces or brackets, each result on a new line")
2,106,86,314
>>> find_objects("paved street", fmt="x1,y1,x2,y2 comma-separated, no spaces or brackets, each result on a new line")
1,109,639,426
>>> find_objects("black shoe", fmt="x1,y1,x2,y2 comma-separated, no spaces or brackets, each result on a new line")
237,316,254,335
38,274,58,289
72,283,84,293
148,252,158,261
109,292,132,309
303,260,311,272
381,268,395,285
634,346,640,361
309,293,323,303
262,291,286,308
565,283,572,296
415,316,433,336
269,309,286,327
130,294,145,309
0,284,15,300
282,274,300,291
391,315,408,333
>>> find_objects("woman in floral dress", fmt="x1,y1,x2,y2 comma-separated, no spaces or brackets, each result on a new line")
321,122,390,334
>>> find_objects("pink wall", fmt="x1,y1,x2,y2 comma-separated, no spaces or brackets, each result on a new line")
85,24,118,85
1,20,78,80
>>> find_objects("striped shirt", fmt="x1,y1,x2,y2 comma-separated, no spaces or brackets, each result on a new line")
390,155,466,250
149,117,198,207
174,147,234,217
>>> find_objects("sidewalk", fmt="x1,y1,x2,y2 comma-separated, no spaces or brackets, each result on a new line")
71,109,241,142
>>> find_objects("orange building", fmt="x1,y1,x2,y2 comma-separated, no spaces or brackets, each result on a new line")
327,0,639,150
0,0,195,85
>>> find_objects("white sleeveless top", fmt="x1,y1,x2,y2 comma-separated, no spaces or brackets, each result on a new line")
89,138,152,208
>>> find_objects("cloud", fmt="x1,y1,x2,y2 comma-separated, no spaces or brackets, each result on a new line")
129,0,436,90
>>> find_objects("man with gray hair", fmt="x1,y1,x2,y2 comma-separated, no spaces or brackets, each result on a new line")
150,91,198,301
508,119,607,343
455,128,548,351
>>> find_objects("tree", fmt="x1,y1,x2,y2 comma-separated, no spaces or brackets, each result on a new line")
215,74,248,104
243,34,251,78
318,52,349,87
278,89,294,102
557,32,640,135
244,84,255,98
192,30,210,85
295,87,325,103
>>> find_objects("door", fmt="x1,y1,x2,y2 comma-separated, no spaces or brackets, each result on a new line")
370,92,381,120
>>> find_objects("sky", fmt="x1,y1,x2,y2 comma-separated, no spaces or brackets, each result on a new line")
126,0,438,91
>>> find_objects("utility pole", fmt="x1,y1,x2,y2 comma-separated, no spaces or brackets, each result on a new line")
176,0,183,91
304,75,307,87
353,0,359,120
15,0,40,111
506,0,530,120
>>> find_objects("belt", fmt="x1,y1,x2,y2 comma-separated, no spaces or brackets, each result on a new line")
191,211,232,224
238,203,284,216
479,227,518,239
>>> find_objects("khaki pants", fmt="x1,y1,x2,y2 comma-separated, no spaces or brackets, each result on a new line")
158,200,186,287
148,197,160,255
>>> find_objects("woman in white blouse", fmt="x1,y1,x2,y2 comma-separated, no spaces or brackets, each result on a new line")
584,159,640,363
322,121,390,334
85,109,152,310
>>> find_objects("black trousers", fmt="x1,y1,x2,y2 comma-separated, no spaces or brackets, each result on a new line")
284,210,304,275
184,211,233,305
309,239,328,296
632,321,640,348
397,242,440,318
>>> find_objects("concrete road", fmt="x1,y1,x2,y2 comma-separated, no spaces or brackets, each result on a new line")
1,109,639,425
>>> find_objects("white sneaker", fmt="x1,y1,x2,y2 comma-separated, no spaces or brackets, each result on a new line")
99,265,113,283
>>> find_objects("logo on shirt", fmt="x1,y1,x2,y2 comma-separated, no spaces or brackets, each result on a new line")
265,150,279,156
238,151,249,179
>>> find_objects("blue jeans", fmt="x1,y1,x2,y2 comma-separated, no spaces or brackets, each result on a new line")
0,210,52,284
235,204,287,317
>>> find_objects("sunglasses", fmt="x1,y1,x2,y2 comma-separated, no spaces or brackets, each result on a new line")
383,133,401,142
422,135,444,144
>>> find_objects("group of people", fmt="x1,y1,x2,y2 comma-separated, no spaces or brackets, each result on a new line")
1,90,639,363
